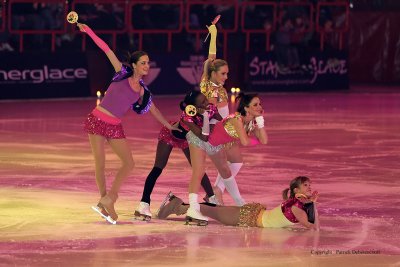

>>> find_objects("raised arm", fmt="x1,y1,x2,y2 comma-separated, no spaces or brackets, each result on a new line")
207,24,217,60
77,23,122,72
200,24,218,82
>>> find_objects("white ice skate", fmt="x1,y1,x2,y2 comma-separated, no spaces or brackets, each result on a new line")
186,206,208,226
212,186,224,206
91,205,117,225
134,202,152,221
204,195,220,205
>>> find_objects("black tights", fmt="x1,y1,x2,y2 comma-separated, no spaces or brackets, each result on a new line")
140,141,214,204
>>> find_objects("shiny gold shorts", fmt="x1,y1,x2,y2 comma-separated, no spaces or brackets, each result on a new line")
238,203,266,227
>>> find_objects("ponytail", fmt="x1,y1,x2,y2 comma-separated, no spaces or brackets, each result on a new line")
282,188,290,200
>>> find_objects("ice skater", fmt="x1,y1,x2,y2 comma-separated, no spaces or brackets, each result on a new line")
200,18,246,206
79,22,179,224
185,93,268,225
159,176,319,230
134,90,222,221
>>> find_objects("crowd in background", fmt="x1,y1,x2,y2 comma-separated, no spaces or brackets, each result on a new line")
0,0,349,70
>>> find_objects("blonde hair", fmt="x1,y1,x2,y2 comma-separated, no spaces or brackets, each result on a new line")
206,59,228,80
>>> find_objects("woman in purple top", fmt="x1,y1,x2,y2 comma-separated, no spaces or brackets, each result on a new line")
78,23,178,224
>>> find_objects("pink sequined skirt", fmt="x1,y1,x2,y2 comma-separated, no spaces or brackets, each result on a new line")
84,108,126,139
158,123,188,149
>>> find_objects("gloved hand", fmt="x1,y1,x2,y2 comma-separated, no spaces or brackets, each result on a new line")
255,116,264,129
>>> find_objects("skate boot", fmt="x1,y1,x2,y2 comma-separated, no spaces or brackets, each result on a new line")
213,186,224,205
97,192,118,224
156,191,174,217
134,202,152,221
92,203,116,225
186,206,208,226
203,194,220,205
157,192,187,219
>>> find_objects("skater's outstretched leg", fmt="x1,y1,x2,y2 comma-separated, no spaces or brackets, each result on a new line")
200,203,241,226
158,193,241,227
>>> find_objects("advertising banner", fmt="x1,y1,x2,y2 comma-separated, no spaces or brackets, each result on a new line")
245,50,349,91
142,53,206,95
0,52,90,99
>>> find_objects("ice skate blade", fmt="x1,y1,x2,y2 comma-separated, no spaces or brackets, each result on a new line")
91,206,117,225
133,210,151,221
185,216,208,226
156,191,175,218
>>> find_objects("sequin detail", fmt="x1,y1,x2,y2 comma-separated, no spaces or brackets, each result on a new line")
112,65,133,82
158,123,188,149
200,79,228,103
179,103,218,131
180,112,203,131
84,113,125,139
223,113,242,138
186,131,223,155
238,203,266,227
281,197,305,223
207,103,219,118
132,79,152,114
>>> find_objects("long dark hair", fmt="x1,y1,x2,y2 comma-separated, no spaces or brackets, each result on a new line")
282,176,311,200
236,92,258,116
179,90,202,111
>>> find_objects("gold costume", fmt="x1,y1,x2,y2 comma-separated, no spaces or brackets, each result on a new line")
238,203,295,228
238,203,266,227
200,79,228,103
223,113,242,138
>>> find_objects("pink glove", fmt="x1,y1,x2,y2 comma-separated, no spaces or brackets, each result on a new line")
81,24,111,53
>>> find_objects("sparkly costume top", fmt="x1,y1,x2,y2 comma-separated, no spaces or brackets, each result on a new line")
200,79,228,103
100,65,140,118
178,104,218,133
208,113,244,146
281,197,305,223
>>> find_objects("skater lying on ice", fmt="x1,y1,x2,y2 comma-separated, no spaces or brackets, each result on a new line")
158,176,319,230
